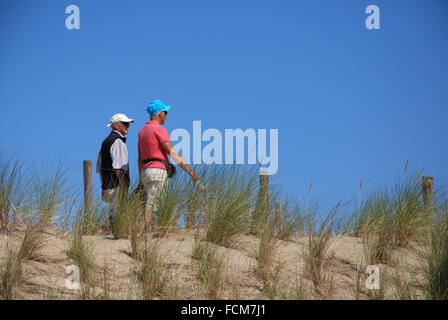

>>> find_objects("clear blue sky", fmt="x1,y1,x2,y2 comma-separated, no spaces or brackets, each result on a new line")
1,0,447,210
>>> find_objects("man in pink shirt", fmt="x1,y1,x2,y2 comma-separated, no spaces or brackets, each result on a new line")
138,100,199,229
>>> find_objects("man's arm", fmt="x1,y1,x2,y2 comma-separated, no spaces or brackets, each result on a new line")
110,139,130,195
161,141,198,181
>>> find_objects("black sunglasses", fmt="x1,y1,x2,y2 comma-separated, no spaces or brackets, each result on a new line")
163,111,168,116
120,122,130,127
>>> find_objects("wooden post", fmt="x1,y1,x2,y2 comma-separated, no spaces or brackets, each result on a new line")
83,160,93,215
260,171,269,209
275,202,282,236
422,176,434,209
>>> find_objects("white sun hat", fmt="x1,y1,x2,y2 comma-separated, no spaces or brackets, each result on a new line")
107,113,135,127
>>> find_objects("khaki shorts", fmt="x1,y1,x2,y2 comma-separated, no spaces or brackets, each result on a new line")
141,168,168,212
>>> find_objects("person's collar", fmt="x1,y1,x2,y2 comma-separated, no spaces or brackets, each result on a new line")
113,130,124,138
147,120,160,125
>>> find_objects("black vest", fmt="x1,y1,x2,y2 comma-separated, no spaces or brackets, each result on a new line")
100,131,130,190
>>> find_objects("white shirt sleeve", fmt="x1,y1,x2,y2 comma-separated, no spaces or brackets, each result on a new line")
110,139,129,170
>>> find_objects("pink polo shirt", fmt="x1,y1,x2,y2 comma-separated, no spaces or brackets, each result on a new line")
138,121,171,171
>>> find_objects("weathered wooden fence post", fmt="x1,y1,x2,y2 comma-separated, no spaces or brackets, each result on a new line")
251,170,270,234
260,171,269,209
422,176,434,209
83,160,93,215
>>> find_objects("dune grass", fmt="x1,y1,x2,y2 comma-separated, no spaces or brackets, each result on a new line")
421,203,448,300
3,150,448,300
137,237,169,299
354,173,430,248
201,165,258,247
67,229,96,299
0,225,46,299
0,153,28,231
75,197,108,236
192,234,226,299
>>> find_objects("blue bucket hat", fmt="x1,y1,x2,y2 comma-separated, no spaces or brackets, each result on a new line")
146,99,171,115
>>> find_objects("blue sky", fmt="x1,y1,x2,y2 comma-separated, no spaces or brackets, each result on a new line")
1,0,447,210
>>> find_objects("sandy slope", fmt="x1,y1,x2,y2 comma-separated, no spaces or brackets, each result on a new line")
0,227,426,300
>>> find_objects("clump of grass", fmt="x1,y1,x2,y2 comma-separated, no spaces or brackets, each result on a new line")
353,265,363,300
275,198,305,241
67,231,96,299
0,243,22,299
392,267,419,300
354,172,429,249
263,260,285,299
192,236,226,299
137,237,168,299
203,165,258,247
256,221,276,278
303,209,336,287
227,268,241,299
153,175,188,238
356,191,395,265
0,153,28,231
99,263,112,300
289,277,308,300
167,267,184,300
255,218,280,294
420,205,448,300
391,177,429,247
111,182,146,240
362,219,395,266
29,160,72,228
75,197,108,236
0,225,46,299
253,205,287,299
128,184,147,258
